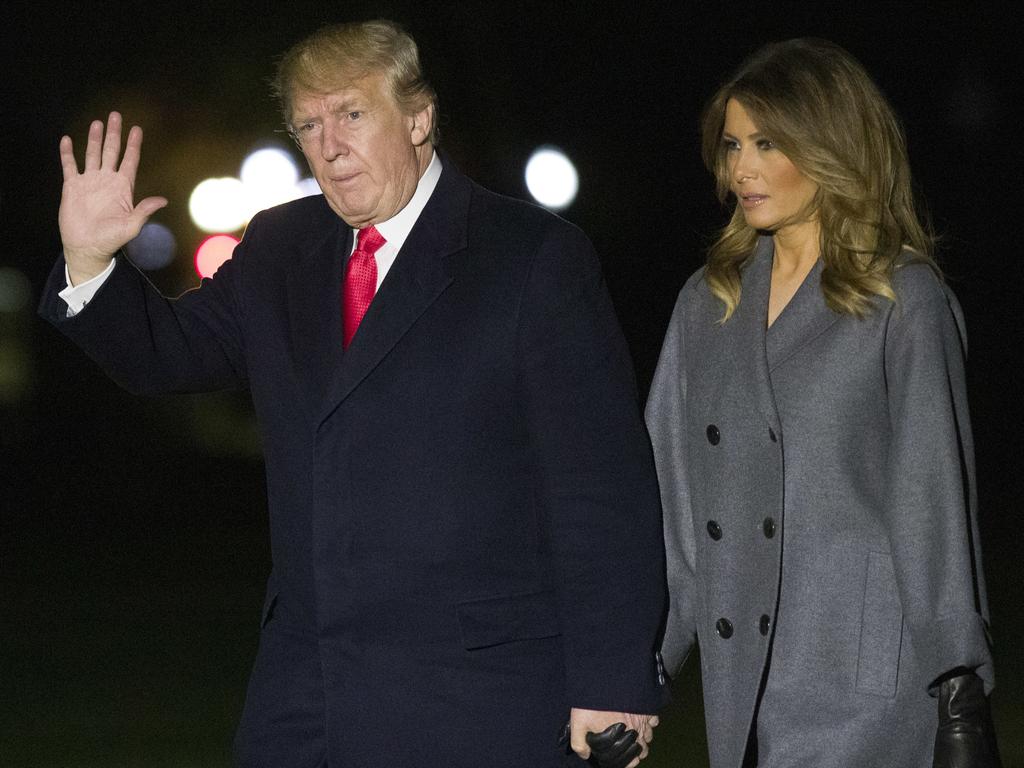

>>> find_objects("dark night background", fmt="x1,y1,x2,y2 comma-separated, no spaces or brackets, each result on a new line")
2,2,1021,765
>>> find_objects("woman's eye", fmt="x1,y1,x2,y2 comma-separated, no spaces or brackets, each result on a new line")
723,139,739,152
757,138,776,150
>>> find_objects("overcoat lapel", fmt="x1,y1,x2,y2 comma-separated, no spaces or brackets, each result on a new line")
316,163,468,425
285,214,349,421
732,236,782,433
764,257,839,373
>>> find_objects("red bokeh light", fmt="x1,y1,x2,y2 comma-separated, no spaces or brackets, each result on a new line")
194,234,241,279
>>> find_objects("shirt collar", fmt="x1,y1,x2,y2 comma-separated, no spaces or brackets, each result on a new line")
357,150,442,255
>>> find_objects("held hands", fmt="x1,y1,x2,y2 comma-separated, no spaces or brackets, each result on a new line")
58,111,167,285
568,708,659,768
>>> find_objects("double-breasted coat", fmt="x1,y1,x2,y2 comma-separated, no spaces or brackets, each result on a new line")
646,237,994,768
40,160,667,767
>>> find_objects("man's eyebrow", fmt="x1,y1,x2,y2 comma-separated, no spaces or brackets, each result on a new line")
291,94,360,122
329,94,367,113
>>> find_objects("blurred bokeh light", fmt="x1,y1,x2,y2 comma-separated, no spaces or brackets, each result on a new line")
240,147,301,214
0,267,32,314
525,146,579,210
293,177,322,199
194,234,240,279
0,267,34,404
189,148,318,239
125,222,177,271
189,177,249,233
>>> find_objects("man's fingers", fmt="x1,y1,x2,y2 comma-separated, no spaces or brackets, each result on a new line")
127,196,170,239
69,113,143,180
119,124,145,181
570,728,591,760
639,737,650,757
101,112,123,170
135,196,169,219
83,119,104,171
59,135,79,181
569,710,658,765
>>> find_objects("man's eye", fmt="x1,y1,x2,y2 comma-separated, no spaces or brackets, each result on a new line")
348,111,362,120
298,122,317,134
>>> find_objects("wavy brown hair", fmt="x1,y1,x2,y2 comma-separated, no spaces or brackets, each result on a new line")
701,38,936,321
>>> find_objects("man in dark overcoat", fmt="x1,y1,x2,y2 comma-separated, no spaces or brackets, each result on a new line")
39,19,666,768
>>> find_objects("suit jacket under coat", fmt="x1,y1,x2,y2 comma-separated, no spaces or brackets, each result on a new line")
645,236,993,768
40,160,667,767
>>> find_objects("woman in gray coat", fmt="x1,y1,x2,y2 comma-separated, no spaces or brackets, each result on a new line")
646,39,1000,768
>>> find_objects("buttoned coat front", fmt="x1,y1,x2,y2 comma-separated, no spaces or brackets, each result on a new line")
40,160,667,768
646,237,994,768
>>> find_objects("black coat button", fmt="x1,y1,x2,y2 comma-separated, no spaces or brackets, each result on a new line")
707,520,723,540
763,517,776,538
769,427,777,443
715,618,734,638
706,424,720,445
759,615,771,636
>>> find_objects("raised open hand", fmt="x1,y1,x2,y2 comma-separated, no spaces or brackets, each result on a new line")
58,111,168,285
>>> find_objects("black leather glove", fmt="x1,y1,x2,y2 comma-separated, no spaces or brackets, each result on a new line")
933,672,1002,768
559,721,642,768
585,722,642,768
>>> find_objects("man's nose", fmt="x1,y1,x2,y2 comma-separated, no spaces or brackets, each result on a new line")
320,123,349,160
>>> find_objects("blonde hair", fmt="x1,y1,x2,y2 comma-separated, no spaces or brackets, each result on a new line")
274,19,439,144
701,38,935,321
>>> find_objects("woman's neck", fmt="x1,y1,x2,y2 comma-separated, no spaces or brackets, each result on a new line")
771,220,820,274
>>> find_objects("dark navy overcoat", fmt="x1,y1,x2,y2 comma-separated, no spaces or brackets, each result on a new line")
41,160,667,768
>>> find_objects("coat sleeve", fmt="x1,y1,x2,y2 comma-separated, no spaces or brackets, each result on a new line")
645,284,699,678
883,267,994,693
515,219,667,714
38,219,258,396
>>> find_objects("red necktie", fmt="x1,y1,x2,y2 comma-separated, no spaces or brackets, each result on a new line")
342,225,386,349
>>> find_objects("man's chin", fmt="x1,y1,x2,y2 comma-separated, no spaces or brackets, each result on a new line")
326,198,373,228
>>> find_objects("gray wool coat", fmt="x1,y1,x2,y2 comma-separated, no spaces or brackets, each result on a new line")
646,236,994,768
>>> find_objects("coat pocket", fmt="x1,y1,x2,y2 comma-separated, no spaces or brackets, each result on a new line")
456,589,562,650
855,551,903,697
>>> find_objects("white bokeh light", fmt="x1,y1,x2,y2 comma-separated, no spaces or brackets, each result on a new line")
188,147,319,245
524,147,579,210
240,148,301,215
189,177,249,233
292,177,322,199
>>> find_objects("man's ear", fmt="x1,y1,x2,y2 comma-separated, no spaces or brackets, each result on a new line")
410,103,433,146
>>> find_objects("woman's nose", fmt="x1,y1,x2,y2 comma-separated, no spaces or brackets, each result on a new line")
732,148,757,183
